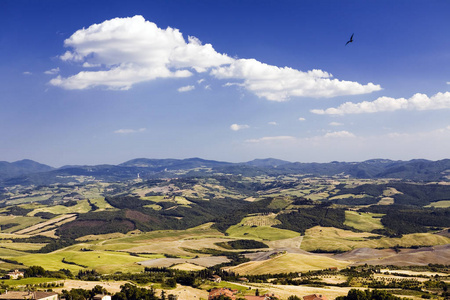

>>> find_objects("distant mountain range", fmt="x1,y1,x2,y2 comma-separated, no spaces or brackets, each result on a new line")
1,157,449,186
0,159,54,180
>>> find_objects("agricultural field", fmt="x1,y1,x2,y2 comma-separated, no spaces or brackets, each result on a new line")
344,211,384,232
300,226,450,252
226,252,350,275
226,224,299,241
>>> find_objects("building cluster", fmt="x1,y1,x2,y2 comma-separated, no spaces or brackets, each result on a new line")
208,288,329,300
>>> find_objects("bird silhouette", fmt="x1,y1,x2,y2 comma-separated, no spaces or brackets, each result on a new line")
345,33,354,46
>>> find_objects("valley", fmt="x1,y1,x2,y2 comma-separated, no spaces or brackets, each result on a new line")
0,158,448,299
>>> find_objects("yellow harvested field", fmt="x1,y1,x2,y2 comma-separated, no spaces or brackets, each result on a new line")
226,253,350,275
265,236,303,249
15,214,77,235
124,237,232,256
76,232,127,241
425,200,450,208
170,263,205,271
301,226,450,252
378,197,394,205
240,214,281,227
55,280,129,294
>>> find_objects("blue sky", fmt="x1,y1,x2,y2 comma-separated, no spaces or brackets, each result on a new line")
1,0,450,167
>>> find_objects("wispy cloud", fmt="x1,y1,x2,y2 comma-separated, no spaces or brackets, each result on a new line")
241,126,450,162
246,136,296,143
23,71,32,75
324,131,355,138
114,128,146,134
44,67,60,75
177,85,195,92
298,117,306,121
311,92,450,115
329,122,343,126
51,15,381,101
268,121,278,126
230,124,249,131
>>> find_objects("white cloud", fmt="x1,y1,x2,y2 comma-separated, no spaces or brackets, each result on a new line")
298,117,306,121
246,136,296,143
324,131,355,138
230,124,250,131
51,15,381,100
212,58,381,101
329,122,343,126
114,128,146,134
51,16,232,90
44,67,60,75
178,85,195,92
268,121,278,126
23,71,32,75
311,92,450,115
447,82,450,85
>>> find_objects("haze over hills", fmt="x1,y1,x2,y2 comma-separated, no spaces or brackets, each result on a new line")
0,159,55,180
0,157,450,187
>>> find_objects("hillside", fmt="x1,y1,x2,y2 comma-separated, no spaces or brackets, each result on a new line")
1,158,450,187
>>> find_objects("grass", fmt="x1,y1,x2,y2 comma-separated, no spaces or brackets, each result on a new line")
301,226,450,252
170,263,205,271
7,250,147,273
227,253,349,275
0,261,26,271
378,197,394,205
0,247,29,257
239,214,281,227
0,216,44,233
143,204,162,210
2,277,61,286
226,224,299,241
200,281,256,294
89,197,115,210
267,198,291,210
425,200,450,208
329,194,368,200
344,211,384,232
28,200,92,216
0,242,46,251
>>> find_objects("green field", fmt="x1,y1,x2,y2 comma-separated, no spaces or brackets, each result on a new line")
0,215,44,233
28,200,92,216
2,277,61,286
0,242,46,251
89,197,116,210
344,211,384,232
8,250,147,273
226,224,299,241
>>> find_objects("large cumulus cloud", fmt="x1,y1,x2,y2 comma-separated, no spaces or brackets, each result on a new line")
51,15,381,101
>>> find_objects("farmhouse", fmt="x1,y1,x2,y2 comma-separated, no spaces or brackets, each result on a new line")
208,288,237,300
303,294,329,300
244,293,280,300
7,270,24,279
0,291,58,300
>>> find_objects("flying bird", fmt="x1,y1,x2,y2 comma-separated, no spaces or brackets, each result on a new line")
345,33,354,46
